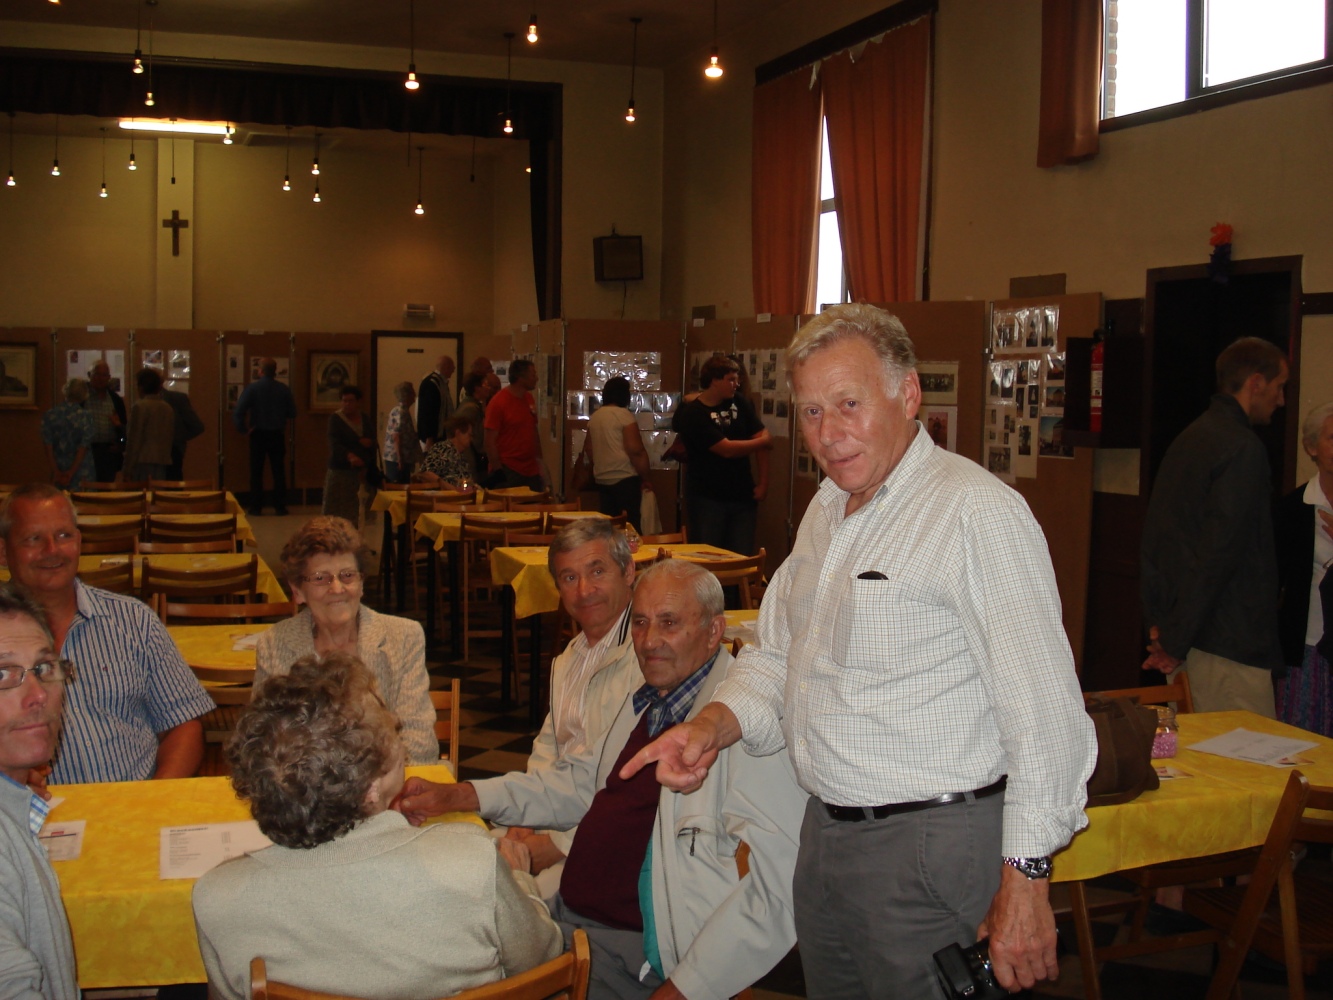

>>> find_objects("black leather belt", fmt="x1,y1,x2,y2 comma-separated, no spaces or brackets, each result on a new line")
822,776,1007,822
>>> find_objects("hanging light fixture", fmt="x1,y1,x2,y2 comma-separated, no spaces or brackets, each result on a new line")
404,0,420,90
6,112,15,187
132,0,144,73
312,182,321,203
414,146,425,215
503,32,515,134
311,133,320,175
99,128,108,197
625,18,641,123
527,9,539,44
282,126,291,191
50,115,60,176
704,0,723,79
144,0,156,107
222,123,235,145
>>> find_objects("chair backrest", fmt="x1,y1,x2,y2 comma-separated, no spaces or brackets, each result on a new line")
78,559,136,595
435,500,503,514
146,514,238,545
72,491,147,514
642,529,687,545
80,480,147,491
430,679,462,772
142,554,258,602
249,930,590,1000
1084,672,1194,714
80,536,140,555
190,663,257,685
705,549,768,610
151,490,229,514
606,512,627,528
501,491,551,510
164,600,295,624
503,531,556,547
78,518,143,554
463,514,543,545
139,540,236,556
148,479,216,490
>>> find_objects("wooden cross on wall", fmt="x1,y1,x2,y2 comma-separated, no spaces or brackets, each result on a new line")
161,210,190,257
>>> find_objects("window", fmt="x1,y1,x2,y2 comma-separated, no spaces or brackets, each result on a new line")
1103,0,1330,121
814,118,848,312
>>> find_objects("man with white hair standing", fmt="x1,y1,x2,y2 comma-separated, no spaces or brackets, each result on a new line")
625,304,1097,997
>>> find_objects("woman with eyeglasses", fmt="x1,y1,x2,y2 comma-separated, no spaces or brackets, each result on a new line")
254,516,437,763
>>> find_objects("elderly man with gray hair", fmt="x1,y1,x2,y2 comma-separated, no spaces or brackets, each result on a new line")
398,559,806,1000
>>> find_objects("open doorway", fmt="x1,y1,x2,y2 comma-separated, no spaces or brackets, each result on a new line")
371,333,463,456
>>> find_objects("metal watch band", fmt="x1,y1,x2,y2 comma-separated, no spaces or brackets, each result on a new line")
1002,855,1053,879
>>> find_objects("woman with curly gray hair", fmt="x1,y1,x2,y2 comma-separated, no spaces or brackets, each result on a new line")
191,652,562,1000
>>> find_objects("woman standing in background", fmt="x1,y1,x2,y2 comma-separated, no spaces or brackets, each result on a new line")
42,378,97,489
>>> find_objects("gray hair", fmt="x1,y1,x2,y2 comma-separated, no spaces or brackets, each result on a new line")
548,518,632,576
0,484,77,539
0,582,54,645
393,381,414,404
787,304,917,397
634,559,724,621
1302,402,1333,453
63,378,89,405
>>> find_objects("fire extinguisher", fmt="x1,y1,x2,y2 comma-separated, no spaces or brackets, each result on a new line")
1090,331,1105,434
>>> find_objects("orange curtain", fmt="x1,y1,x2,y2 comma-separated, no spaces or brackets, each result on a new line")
1037,0,1103,167
822,17,930,304
751,70,823,316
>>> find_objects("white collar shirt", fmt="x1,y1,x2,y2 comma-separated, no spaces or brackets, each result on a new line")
551,605,632,757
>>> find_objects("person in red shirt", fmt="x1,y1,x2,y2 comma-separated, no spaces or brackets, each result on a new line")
484,359,549,491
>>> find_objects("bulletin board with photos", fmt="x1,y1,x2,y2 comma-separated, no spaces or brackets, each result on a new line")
569,349,681,470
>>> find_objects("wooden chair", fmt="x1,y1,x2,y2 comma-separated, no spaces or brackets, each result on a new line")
607,512,628,528
138,539,236,555
1181,770,1333,999
500,491,551,510
402,489,470,613
642,529,687,545
161,599,296,625
72,491,147,515
249,928,590,1000
148,479,215,490
705,549,767,610
430,679,462,773
1085,673,1194,714
78,519,143,554
151,490,229,514
460,513,543,663
141,553,258,604
146,514,238,546
198,681,253,777
77,559,136,595
79,481,147,491
503,531,557,547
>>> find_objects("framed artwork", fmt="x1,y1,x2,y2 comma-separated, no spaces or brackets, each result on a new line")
0,344,37,408
310,352,359,411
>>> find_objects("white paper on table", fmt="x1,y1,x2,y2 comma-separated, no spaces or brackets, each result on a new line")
230,632,262,651
1186,728,1319,768
160,822,272,880
39,820,86,861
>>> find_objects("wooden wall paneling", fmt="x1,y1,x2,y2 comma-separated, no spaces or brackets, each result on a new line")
735,316,800,571
0,328,58,486
992,292,1103,674
562,320,684,529
292,333,371,493
131,329,223,487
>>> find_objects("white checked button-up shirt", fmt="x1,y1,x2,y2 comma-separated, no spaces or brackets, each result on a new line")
716,426,1097,857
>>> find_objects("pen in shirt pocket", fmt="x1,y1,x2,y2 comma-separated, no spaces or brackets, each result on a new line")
856,571,888,580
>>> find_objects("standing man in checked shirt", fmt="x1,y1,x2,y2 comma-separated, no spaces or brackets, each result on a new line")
0,583,78,1000
625,304,1098,997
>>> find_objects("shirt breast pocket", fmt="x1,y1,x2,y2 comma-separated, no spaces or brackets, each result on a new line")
831,576,952,671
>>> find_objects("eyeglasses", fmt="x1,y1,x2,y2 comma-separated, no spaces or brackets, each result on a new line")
0,659,76,691
300,569,364,588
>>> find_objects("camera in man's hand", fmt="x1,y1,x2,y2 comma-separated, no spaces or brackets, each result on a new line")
933,938,1008,999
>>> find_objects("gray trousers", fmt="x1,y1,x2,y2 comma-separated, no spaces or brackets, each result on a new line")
794,791,1004,999
548,894,663,1000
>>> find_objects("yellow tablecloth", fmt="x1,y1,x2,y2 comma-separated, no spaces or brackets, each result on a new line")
491,543,743,619
48,765,478,988
1052,710,1333,882
372,486,549,528
167,623,272,671
0,553,285,602
414,509,608,551
78,512,257,546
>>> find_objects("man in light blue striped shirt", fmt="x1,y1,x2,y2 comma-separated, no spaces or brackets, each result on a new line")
0,485,214,784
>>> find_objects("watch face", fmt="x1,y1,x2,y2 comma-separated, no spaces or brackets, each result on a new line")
1005,856,1053,879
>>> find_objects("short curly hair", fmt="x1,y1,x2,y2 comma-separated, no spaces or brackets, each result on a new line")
227,652,402,849
278,516,367,585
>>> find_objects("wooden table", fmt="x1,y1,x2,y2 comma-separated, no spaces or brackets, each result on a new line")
167,623,271,673
46,766,478,988
1055,710,1333,998
0,553,285,602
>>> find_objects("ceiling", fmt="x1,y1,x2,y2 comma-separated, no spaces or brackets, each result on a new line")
0,0,772,69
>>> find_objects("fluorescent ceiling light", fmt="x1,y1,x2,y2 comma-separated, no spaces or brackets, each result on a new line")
118,119,231,136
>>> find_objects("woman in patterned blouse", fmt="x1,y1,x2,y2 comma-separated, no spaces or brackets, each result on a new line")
382,381,422,484
413,415,476,489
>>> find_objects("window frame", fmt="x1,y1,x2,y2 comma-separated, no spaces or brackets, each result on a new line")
1101,0,1333,132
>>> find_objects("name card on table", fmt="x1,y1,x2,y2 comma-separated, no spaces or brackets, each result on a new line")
160,821,272,879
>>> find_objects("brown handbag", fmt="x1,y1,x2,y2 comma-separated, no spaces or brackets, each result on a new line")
1084,696,1161,807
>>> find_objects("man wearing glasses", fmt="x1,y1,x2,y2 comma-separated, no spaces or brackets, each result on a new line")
0,582,79,1000
0,485,214,784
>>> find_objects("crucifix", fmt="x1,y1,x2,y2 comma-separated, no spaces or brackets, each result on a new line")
161,209,190,257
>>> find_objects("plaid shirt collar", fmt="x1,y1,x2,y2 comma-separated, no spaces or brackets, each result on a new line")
0,773,50,837
632,649,720,738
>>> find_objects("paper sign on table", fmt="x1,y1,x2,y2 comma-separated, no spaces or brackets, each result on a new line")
230,633,262,651
39,820,86,861
1186,728,1319,768
160,822,272,880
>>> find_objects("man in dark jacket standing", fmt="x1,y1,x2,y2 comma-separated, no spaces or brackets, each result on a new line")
84,361,127,483
232,358,297,516
1141,336,1289,715
416,354,456,451
162,386,205,481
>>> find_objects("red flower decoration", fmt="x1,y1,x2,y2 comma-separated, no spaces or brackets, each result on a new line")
1209,223,1233,247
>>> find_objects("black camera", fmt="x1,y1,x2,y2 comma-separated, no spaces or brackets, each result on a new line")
932,938,1008,999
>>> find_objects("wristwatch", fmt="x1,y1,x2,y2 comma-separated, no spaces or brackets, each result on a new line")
1002,856,1053,879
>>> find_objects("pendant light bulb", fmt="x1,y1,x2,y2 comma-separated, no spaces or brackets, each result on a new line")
129,153,137,171
625,103,636,123
414,200,424,215
282,126,292,191
51,120,60,176
705,48,724,79
313,185,321,204
502,32,515,137
405,0,419,91
503,118,514,135
5,113,14,187
282,175,291,192
312,134,320,176
527,15,538,43
405,67,419,91
100,182,108,198
414,146,425,216
51,161,60,177
5,173,13,188
133,51,144,74
99,128,109,197
625,18,641,125
145,91,155,107
222,124,234,145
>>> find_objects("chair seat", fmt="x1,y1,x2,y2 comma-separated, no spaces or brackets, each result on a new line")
1186,875,1333,973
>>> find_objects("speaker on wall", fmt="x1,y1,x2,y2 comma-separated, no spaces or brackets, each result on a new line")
593,235,644,282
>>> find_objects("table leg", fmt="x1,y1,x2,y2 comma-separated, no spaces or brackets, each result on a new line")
395,522,408,615
425,541,438,650
1068,880,1103,1000
449,541,463,662
500,586,515,711
529,614,543,728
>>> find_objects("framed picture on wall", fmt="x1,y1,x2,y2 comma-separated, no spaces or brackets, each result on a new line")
310,352,359,411
0,344,38,409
